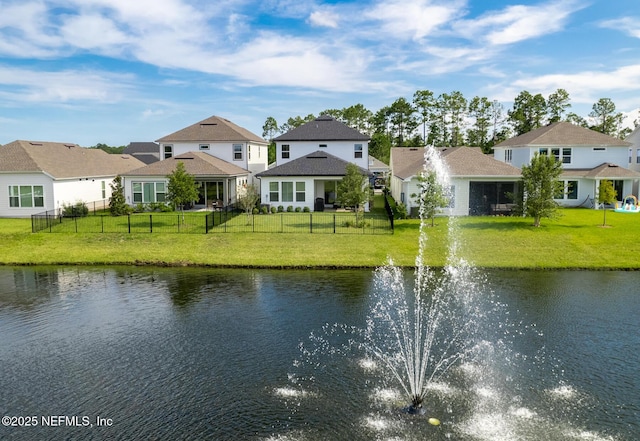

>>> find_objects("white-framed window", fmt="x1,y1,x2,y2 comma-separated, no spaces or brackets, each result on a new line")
562,148,572,164
199,144,210,151
132,182,166,203
248,145,251,160
636,149,640,164
269,182,279,202
163,145,173,159
282,182,294,202
354,143,363,159
233,144,243,160
282,144,290,159
504,149,512,163
296,182,305,202
101,181,106,199
555,180,578,200
8,185,44,208
319,144,327,148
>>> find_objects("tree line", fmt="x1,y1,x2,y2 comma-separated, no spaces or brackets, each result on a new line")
263,89,638,164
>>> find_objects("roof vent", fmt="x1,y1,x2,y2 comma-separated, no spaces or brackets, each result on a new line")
29,142,43,146
201,123,217,127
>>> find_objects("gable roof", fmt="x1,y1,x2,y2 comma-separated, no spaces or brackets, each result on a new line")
274,115,370,142
156,115,267,144
562,163,640,179
497,122,631,147
122,151,249,177
124,142,159,154
391,146,521,180
0,140,145,179
256,151,369,177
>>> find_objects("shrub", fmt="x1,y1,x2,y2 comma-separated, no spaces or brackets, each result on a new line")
277,205,284,212
252,207,259,215
303,206,310,212
270,206,277,214
294,207,301,212
62,201,89,217
394,203,408,219
133,203,146,213
261,206,268,214
286,206,293,212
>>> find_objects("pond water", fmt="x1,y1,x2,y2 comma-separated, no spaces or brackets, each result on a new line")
0,266,638,440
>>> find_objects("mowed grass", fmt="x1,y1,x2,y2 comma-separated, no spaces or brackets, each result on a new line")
2,208,639,269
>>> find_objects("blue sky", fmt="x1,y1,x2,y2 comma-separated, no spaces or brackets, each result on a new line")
0,0,639,146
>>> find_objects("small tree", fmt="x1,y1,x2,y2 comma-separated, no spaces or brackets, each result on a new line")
337,163,370,225
520,152,564,227
598,179,617,226
166,162,199,220
237,183,260,225
411,170,449,226
109,175,129,216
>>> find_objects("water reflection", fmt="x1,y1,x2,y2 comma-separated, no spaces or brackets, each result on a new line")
0,267,637,440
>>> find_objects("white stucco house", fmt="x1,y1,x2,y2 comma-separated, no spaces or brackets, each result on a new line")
156,115,268,187
0,140,145,218
121,115,267,209
493,122,640,207
390,146,522,217
256,115,371,211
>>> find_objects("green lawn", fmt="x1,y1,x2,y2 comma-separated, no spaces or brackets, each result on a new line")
2,208,640,269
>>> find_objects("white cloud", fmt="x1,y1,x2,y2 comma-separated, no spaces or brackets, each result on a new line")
0,65,135,103
599,17,640,39
308,10,339,28
364,0,465,41
454,0,586,45
59,14,129,53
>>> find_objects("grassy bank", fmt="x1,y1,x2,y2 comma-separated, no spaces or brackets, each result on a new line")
2,208,639,269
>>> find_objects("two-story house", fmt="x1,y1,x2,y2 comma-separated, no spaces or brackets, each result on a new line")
255,115,371,211
493,122,640,207
121,116,268,209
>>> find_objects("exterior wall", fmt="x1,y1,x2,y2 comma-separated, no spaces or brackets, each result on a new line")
53,178,112,209
257,176,316,211
276,140,369,170
495,145,629,169
0,173,54,218
122,176,168,206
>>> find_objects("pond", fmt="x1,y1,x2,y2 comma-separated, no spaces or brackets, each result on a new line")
0,266,638,440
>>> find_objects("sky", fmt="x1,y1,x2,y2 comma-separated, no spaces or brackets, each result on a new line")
0,0,639,147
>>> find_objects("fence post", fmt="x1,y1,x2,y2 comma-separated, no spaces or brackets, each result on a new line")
333,214,336,234
74,216,78,233
205,214,208,234
253,213,255,233
280,214,283,233
149,214,153,233
128,214,131,233
177,214,180,233
310,213,312,233
101,215,104,233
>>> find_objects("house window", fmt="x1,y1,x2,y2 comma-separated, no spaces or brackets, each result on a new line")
637,149,640,164
269,182,279,202
133,182,166,203
248,145,251,160
8,185,44,208
282,182,293,202
199,144,210,151
562,148,572,164
551,148,560,162
282,144,290,159
539,148,548,156
567,181,578,199
296,182,305,202
163,145,173,159
354,143,363,159
447,185,455,208
233,144,243,160
101,181,106,199
504,149,512,163
319,144,327,148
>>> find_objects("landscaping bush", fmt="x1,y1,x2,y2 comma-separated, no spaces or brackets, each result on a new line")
252,207,259,215
270,206,277,214
62,201,89,217
261,206,268,214
303,206,310,212
286,206,293,212
294,207,301,212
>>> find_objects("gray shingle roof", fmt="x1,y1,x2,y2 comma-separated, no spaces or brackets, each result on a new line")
563,163,640,179
391,146,521,180
0,140,145,178
496,122,631,147
124,142,159,154
256,151,369,177
156,115,267,144
274,115,370,142
122,151,249,177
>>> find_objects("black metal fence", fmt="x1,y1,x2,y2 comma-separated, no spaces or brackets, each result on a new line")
32,209,393,234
